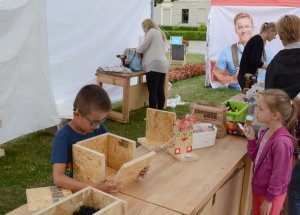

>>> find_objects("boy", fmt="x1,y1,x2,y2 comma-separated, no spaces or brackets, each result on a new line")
51,84,148,193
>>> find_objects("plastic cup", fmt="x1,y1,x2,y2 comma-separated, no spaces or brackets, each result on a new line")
245,115,254,126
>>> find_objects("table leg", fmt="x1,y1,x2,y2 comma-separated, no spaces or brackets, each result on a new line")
122,78,130,123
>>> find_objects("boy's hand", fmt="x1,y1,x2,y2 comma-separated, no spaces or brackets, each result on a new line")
260,200,272,215
93,179,120,193
139,165,150,178
243,125,255,140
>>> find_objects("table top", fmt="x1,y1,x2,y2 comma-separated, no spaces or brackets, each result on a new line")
95,70,146,78
124,134,247,215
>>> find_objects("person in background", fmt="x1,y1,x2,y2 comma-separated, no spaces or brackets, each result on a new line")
238,22,277,90
137,19,168,110
244,89,297,215
264,14,300,215
51,85,148,193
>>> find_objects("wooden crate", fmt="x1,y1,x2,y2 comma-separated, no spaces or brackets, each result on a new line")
138,108,176,151
26,186,72,213
73,133,155,185
34,186,127,215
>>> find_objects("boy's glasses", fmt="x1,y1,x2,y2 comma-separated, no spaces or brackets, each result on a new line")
74,109,107,127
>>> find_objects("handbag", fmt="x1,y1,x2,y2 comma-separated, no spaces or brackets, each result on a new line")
125,48,143,71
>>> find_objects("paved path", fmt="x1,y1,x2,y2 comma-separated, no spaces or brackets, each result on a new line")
167,40,206,54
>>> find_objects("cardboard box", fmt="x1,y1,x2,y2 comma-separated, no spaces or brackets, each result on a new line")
34,186,126,215
190,101,227,138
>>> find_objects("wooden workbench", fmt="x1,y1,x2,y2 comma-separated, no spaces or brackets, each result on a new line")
95,70,168,123
125,135,251,215
96,70,148,123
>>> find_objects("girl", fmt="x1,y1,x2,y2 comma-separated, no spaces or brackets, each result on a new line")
137,19,168,110
238,22,277,90
244,89,297,215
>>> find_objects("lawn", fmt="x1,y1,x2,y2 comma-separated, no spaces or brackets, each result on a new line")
0,54,239,214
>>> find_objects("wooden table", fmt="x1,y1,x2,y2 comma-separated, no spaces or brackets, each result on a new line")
7,193,181,215
95,71,148,123
123,135,251,215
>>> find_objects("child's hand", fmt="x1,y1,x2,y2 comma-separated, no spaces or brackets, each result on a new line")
243,125,255,140
139,165,150,178
93,179,121,193
260,200,272,215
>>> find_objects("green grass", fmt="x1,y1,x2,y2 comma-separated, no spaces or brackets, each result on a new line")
0,54,239,214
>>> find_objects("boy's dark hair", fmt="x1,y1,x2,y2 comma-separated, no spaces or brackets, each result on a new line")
73,84,112,115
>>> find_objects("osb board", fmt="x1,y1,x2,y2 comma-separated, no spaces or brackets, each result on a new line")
139,109,176,150
35,187,126,215
166,148,199,162
73,144,106,184
128,83,148,111
107,134,135,170
77,134,108,156
0,148,4,157
26,186,72,213
113,151,156,186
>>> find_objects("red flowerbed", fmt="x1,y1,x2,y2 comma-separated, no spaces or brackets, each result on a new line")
168,63,205,83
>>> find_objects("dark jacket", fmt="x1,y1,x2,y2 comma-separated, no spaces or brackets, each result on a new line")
238,35,265,89
265,48,300,99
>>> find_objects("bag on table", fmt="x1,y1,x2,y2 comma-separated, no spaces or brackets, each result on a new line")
125,48,143,71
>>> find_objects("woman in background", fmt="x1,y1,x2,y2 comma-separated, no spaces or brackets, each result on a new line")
238,22,277,90
137,19,168,110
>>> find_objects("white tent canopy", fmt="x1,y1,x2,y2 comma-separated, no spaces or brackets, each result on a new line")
0,0,152,144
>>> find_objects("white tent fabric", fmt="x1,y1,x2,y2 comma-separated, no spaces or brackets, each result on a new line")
0,0,59,144
47,0,152,118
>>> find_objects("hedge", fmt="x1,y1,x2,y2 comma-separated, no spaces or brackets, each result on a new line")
165,30,206,41
160,25,199,31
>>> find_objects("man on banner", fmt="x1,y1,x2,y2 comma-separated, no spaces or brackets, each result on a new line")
211,12,272,90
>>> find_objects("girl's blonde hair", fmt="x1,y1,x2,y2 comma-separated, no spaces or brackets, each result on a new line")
277,15,300,45
260,89,298,143
142,19,166,41
259,22,276,34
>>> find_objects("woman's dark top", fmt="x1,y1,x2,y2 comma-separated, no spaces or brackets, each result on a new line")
238,35,265,89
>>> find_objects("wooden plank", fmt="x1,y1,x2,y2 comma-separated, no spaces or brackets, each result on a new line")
96,70,146,78
212,168,245,215
98,75,125,86
35,187,126,215
139,109,176,150
113,151,156,186
128,83,148,111
73,144,106,184
26,186,72,214
120,135,247,215
166,148,199,162
239,156,253,215
6,204,30,215
196,198,213,215
122,78,130,123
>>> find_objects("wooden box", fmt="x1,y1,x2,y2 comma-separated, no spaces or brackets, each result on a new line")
73,133,155,185
34,186,126,215
190,101,227,138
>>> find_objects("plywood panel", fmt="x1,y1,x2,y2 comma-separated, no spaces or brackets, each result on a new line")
26,186,72,213
128,83,148,111
113,151,156,186
107,134,135,170
139,109,176,150
212,168,245,215
73,145,106,184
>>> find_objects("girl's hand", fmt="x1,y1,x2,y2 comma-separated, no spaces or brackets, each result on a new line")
243,125,255,140
260,200,272,215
